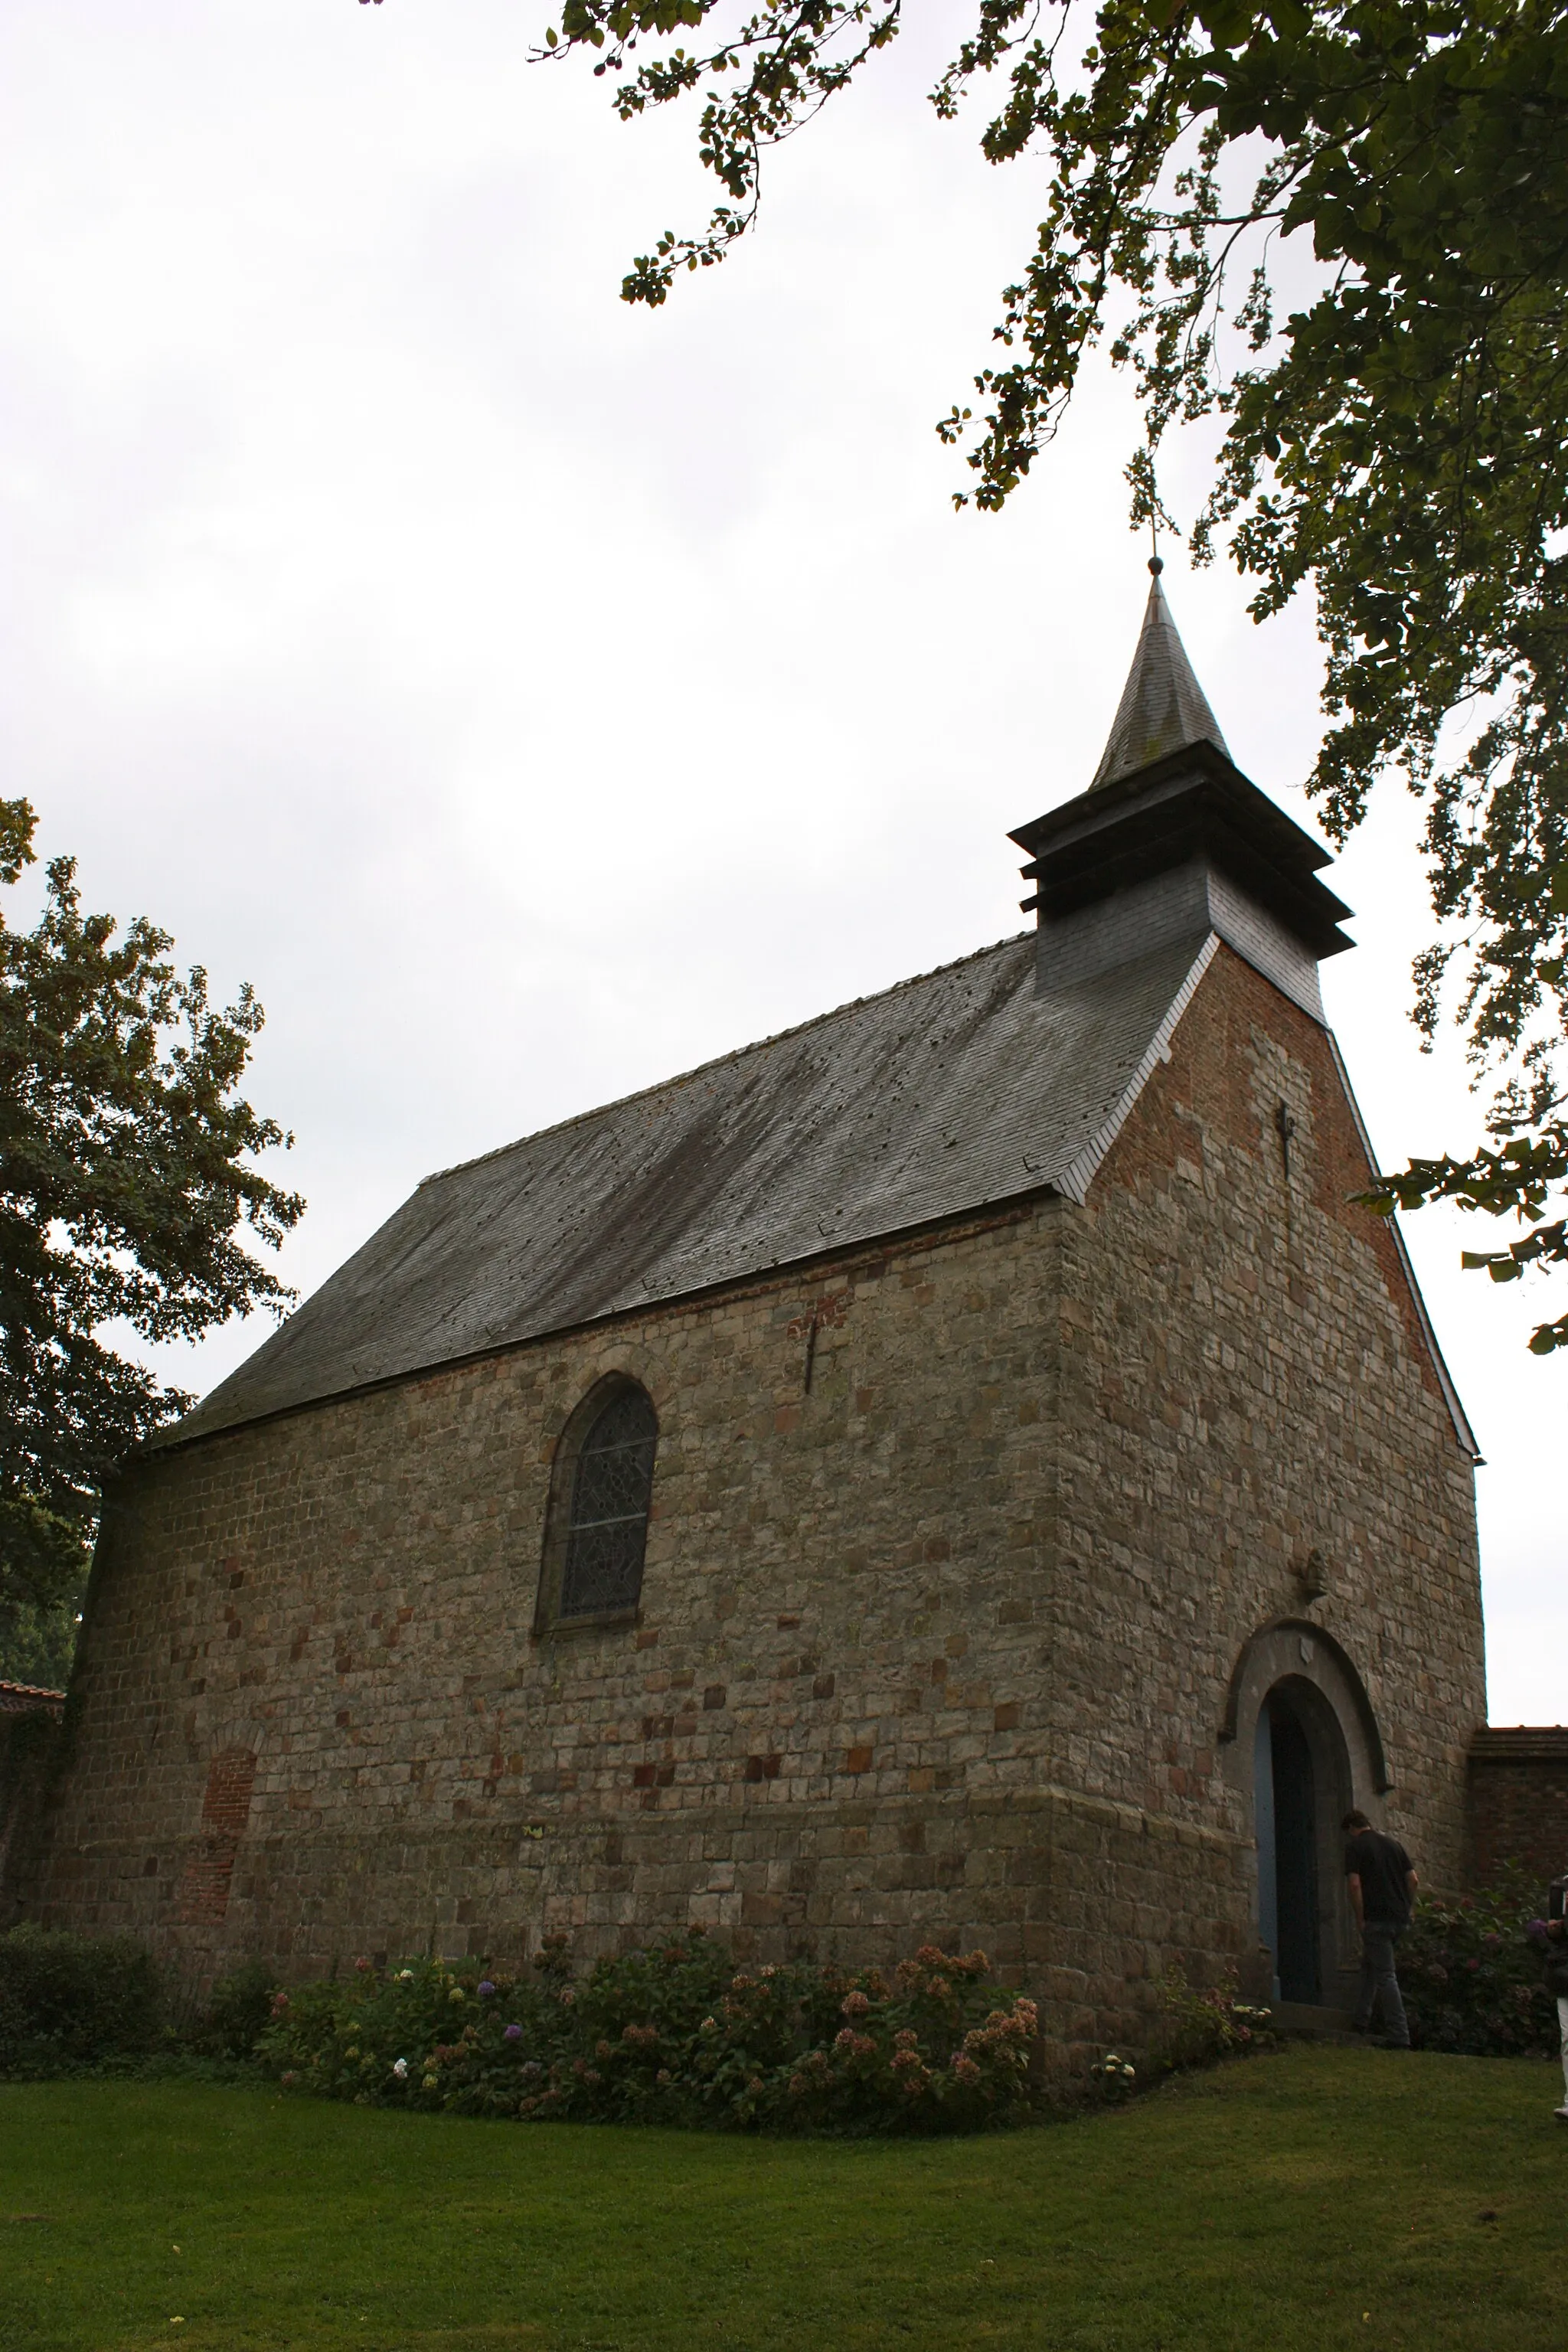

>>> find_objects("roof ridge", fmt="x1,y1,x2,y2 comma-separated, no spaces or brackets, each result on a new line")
418,929,1034,1189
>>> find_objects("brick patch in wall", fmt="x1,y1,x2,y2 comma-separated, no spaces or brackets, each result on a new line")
174,1746,256,1926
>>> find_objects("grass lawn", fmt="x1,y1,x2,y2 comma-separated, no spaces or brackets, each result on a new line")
1,2043,1561,2352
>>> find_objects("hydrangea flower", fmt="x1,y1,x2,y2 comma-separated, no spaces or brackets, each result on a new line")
478,1980,496,1997
504,2023,523,2042
393,2058,409,2079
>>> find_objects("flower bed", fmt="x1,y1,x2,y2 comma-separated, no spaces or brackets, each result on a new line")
260,1931,1039,2134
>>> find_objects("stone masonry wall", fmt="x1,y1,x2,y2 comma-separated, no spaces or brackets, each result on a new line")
0,1690,66,1922
21,942,1484,2062
1049,946,1485,2007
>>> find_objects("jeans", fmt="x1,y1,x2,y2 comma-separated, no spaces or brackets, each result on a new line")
1355,1922,1410,2046
1557,1997,1568,2109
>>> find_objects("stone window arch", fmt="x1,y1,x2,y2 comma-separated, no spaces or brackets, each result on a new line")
537,1377,658,1629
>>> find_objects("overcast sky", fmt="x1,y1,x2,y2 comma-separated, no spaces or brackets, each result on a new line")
2,2,1560,1723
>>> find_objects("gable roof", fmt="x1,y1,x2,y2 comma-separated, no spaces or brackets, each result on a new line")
169,929,1216,1446
1091,563,1230,789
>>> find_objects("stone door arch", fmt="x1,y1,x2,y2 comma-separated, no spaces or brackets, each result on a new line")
1221,1620,1389,2011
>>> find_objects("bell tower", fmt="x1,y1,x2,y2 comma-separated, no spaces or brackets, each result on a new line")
1009,560,1354,1022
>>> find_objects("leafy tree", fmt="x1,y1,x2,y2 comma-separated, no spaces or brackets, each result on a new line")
0,800,304,1686
533,0,1568,1348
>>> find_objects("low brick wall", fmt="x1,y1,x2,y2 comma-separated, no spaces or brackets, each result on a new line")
1467,1728,1568,1889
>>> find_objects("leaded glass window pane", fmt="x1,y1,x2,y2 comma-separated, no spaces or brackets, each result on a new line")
560,1389,657,1618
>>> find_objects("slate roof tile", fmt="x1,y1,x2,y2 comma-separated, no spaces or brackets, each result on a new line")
171,927,1212,1444
1091,563,1229,789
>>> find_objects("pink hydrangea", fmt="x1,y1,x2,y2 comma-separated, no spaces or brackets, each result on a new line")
833,2028,876,2057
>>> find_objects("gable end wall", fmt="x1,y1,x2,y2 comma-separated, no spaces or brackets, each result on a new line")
1057,945,1483,1915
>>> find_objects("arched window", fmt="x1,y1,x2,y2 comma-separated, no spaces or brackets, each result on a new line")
557,1384,658,1621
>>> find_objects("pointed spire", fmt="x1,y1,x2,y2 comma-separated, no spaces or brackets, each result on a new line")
1090,558,1230,789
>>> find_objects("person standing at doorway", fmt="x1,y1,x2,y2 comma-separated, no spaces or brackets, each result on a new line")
1524,1875,1568,2122
1343,1809,1417,2048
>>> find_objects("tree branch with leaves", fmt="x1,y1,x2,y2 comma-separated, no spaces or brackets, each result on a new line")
528,0,1568,1349
0,800,305,1683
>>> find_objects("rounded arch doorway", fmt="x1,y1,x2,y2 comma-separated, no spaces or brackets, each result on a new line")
1253,1679,1348,2004
1223,1620,1390,2014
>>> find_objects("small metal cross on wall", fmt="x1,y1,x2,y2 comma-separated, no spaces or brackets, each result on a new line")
786,1289,851,1393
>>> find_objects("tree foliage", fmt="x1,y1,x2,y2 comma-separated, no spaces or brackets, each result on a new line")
533,0,1568,1348
0,800,304,1683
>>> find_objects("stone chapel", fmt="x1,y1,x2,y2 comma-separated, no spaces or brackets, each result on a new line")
15,567,1488,2059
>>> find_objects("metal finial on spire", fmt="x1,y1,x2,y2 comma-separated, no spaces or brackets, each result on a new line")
1089,565,1229,789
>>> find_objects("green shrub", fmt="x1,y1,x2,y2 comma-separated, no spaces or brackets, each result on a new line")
0,1923,164,2073
1089,2050,1139,2103
194,1958,279,2060
1155,1966,1275,2073
259,1932,1040,2134
1400,1872,1558,2057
